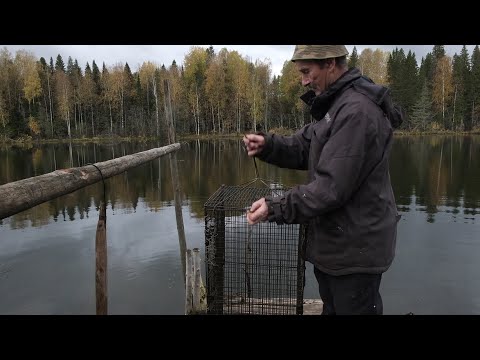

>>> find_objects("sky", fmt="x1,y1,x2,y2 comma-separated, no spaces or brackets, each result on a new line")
0,45,476,77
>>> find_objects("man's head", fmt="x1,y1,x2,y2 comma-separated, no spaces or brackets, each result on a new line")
291,45,349,96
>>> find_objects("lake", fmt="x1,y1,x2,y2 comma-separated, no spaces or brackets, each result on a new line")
1,135,479,314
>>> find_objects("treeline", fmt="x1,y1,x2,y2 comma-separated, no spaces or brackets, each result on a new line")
1,45,479,141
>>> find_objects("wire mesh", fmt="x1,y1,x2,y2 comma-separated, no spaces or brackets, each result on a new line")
205,184,306,315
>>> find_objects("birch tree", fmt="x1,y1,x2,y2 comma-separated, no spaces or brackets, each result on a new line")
432,55,454,128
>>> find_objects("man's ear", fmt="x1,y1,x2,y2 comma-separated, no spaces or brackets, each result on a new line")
327,58,336,72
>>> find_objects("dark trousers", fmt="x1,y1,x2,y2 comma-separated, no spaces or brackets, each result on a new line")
313,267,383,315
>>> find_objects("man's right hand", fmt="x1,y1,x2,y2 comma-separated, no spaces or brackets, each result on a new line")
243,133,265,157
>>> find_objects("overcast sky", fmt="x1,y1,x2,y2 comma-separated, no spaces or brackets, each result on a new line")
0,45,476,77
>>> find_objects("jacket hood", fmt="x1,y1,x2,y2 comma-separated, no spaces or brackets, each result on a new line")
300,67,405,128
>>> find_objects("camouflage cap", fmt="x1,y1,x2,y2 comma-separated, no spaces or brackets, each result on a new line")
291,45,349,61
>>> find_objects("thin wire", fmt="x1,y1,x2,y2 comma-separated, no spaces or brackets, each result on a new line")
243,134,259,179
88,163,107,213
253,156,259,179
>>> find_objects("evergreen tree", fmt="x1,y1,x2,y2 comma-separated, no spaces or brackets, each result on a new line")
401,50,419,118
206,45,215,65
39,57,47,71
55,54,65,72
451,47,471,130
348,46,359,68
85,62,92,77
66,56,74,76
387,48,406,105
459,45,472,130
92,60,101,95
49,57,55,73
432,45,446,59
410,79,432,131
74,59,82,77
470,45,480,129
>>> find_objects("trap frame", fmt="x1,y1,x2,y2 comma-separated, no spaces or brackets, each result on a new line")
204,178,306,315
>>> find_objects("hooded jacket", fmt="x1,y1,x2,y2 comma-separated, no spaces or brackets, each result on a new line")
259,68,402,276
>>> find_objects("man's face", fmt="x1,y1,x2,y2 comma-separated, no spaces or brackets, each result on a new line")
295,60,331,96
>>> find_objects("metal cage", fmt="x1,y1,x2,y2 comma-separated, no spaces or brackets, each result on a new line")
205,184,306,315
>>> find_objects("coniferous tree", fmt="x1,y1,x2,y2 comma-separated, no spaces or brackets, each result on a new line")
348,46,359,68
451,49,471,130
410,79,433,131
459,45,472,130
400,50,419,120
56,55,67,73
387,48,406,106
470,45,480,129
91,60,101,95
432,45,446,60
49,57,55,73
66,56,74,76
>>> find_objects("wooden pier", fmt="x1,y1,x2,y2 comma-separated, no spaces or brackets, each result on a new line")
303,299,323,315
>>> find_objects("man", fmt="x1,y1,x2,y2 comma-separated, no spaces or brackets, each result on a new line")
243,45,402,315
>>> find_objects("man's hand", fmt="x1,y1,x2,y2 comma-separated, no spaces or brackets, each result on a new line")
247,197,268,225
243,133,265,157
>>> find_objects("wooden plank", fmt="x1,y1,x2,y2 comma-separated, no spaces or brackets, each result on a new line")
0,143,180,220
222,298,323,315
303,299,323,315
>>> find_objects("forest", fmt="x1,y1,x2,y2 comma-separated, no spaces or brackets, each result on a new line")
1,45,479,142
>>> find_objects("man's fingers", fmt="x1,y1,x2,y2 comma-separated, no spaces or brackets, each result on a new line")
250,198,264,212
247,211,261,225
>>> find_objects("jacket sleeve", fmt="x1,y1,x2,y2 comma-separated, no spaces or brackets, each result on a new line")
256,123,313,170
266,102,377,224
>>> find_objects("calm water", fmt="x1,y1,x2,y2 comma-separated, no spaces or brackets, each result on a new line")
1,136,479,315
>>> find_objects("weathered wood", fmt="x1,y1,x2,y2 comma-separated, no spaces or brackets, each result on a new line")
223,298,323,315
192,248,207,314
164,79,187,282
185,248,207,315
185,249,193,315
95,203,107,315
0,143,180,220
303,299,323,315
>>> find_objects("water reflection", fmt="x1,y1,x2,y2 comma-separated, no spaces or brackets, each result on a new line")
0,135,480,314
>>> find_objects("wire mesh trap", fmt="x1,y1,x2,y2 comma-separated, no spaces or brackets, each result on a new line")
204,181,306,315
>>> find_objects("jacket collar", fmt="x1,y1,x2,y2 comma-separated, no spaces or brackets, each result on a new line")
300,67,362,121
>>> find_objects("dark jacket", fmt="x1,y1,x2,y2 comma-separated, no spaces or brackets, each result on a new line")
260,68,402,276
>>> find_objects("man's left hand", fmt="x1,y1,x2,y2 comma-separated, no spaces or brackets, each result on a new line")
247,197,268,225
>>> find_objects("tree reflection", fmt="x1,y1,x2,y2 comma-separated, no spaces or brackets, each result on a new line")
0,135,479,229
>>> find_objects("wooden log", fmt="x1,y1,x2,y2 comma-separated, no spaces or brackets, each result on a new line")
0,143,180,220
95,203,107,315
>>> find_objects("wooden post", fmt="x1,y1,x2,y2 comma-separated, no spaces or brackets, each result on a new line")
192,248,207,313
185,248,207,315
185,249,193,315
95,203,107,315
0,144,180,220
164,79,187,283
